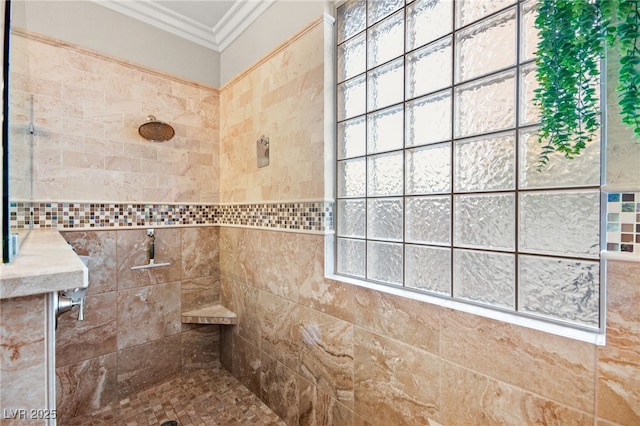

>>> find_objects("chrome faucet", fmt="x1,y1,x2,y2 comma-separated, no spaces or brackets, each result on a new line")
56,287,87,322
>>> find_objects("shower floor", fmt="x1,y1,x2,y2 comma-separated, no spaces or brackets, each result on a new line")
68,363,285,425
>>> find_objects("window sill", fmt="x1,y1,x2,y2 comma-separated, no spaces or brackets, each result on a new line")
325,272,606,346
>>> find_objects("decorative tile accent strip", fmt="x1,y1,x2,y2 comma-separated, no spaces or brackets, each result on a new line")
9,201,334,233
216,202,333,232
10,202,216,228
605,192,640,256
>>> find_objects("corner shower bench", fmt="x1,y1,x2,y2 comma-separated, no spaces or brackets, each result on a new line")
181,303,238,325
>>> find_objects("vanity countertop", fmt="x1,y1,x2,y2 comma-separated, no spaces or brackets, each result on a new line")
0,229,88,299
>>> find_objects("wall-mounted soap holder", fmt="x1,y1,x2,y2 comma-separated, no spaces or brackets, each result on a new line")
257,135,269,168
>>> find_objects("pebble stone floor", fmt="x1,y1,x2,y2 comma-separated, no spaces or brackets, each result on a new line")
69,364,285,426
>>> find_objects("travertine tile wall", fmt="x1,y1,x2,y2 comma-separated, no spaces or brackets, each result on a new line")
55,227,220,423
219,21,326,203
218,16,640,426
220,230,640,425
9,29,219,204
0,294,51,426
7,28,223,422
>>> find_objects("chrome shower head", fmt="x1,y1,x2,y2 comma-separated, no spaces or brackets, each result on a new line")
138,115,175,142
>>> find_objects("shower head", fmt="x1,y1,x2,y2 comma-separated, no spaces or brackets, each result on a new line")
138,115,175,142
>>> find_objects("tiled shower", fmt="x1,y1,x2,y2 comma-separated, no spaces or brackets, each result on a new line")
55,227,221,422
4,8,640,426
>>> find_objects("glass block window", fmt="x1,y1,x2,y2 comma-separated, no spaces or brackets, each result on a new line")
335,0,602,330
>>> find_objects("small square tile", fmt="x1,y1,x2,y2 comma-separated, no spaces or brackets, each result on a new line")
608,193,621,202
69,365,285,425
607,232,621,244
621,212,636,223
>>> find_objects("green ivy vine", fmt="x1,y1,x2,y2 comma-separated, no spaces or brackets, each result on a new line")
534,0,640,169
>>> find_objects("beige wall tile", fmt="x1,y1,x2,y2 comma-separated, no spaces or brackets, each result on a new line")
140,158,172,174
123,142,157,160
0,295,49,415
219,226,267,288
597,261,640,425
299,307,354,408
299,276,356,325
298,375,354,426
225,278,261,346
181,325,220,375
255,230,301,302
61,230,117,295
117,334,182,399
297,233,346,311
116,281,181,350
260,352,299,425
181,227,220,280
441,309,597,413
105,155,140,172
354,327,440,425
441,361,594,425
181,276,220,312
55,291,117,367
62,116,106,139
86,137,125,157
63,83,105,104
597,419,628,426
261,290,303,372
62,150,104,169
354,286,441,356
231,334,262,397
123,171,157,190
55,353,118,423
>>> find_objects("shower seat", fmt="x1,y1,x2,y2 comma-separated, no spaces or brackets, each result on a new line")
181,303,237,325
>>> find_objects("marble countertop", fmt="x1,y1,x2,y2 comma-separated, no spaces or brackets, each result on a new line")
0,229,88,299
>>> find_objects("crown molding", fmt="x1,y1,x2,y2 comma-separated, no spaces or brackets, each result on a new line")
213,0,276,51
92,0,274,53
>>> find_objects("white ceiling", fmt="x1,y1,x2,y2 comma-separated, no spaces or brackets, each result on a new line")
93,0,275,53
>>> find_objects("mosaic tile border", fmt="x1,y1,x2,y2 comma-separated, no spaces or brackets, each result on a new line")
605,192,640,257
9,201,334,233
9,194,636,254
216,203,333,231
